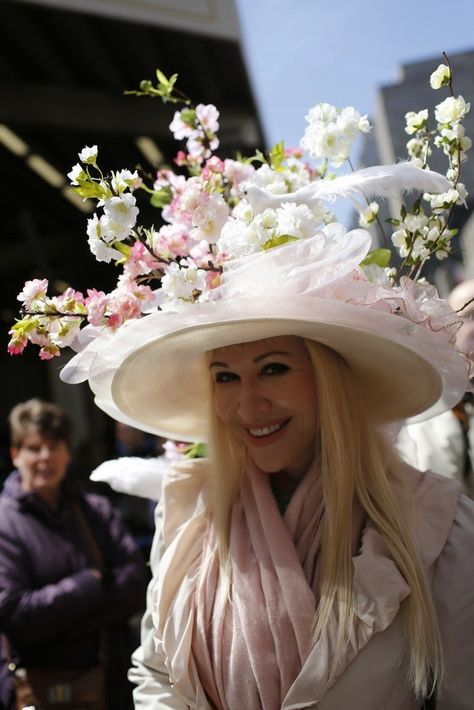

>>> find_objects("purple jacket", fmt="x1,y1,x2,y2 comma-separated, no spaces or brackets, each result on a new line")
0,471,147,709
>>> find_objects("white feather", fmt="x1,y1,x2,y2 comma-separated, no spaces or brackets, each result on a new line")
90,455,167,500
244,163,451,213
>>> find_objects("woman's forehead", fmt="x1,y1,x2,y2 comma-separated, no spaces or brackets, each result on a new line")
211,335,307,360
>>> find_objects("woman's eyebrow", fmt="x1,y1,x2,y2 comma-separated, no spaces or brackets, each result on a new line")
209,360,228,369
209,350,291,369
253,350,291,363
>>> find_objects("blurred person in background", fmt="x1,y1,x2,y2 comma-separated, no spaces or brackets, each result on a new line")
398,279,474,498
0,399,147,710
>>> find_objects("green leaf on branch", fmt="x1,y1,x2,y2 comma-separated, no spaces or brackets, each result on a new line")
11,317,40,335
246,149,267,165
185,442,207,459
261,234,298,250
269,141,285,170
180,108,196,125
113,242,131,259
70,181,110,200
150,186,173,208
125,71,186,104
361,248,392,268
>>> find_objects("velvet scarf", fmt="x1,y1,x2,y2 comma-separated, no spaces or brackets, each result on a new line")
192,461,332,709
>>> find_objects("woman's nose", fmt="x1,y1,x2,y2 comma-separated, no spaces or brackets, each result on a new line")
38,446,53,460
237,381,271,420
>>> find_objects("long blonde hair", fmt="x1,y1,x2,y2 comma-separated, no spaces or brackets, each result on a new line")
207,337,441,699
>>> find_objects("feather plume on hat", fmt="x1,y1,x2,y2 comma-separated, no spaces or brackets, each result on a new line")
244,162,450,213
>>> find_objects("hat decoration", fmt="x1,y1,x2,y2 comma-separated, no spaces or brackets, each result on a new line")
8,59,472,438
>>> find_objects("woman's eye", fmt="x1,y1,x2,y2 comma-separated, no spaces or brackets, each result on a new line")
215,371,239,384
262,362,289,376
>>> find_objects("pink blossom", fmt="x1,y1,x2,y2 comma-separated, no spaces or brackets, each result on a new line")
284,147,305,159
7,337,27,355
107,290,142,328
163,440,188,462
189,240,211,267
223,159,255,187
107,313,122,329
154,170,186,193
153,224,191,258
125,241,159,278
39,345,60,360
29,331,52,348
85,289,109,326
205,270,222,290
201,156,225,180
17,279,49,308
173,151,188,167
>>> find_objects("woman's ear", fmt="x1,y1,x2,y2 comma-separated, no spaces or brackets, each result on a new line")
10,446,19,467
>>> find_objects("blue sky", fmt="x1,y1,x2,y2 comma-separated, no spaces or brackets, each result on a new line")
236,0,474,149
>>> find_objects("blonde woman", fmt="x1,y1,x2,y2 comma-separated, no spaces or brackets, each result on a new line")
60,230,474,708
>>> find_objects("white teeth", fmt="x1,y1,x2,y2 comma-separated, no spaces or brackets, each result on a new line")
249,422,284,437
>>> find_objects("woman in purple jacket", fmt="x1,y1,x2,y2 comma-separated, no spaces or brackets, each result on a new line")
0,399,147,709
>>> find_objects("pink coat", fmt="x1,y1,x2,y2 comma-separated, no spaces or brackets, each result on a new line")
130,459,474,709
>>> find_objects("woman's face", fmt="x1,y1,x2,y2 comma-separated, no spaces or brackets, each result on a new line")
210,336,318,480
11,428,71,498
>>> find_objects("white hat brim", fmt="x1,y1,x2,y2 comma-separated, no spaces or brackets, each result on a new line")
89,295,468,441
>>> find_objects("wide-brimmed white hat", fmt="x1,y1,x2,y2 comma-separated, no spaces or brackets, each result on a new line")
62,224,468,441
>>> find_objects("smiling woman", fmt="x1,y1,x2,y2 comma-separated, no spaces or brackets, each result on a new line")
93,229,474,709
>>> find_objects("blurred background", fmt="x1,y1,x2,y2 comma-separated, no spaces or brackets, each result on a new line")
1,0,474,477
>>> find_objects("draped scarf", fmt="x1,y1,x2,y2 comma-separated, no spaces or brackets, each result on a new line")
191,461,364,709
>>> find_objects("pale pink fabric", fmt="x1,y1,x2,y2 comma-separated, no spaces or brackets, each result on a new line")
151,459,464,708
192,462,364,709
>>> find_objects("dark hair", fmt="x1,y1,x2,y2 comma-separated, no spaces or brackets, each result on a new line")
9,399,73,449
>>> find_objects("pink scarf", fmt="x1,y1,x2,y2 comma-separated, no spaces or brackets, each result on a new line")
192,462,360,709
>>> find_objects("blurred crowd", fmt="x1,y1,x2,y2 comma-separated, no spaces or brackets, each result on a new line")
0,399,159,710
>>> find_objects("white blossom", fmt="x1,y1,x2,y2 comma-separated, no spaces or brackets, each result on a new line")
67,163,86,185
79,145,98,164
17,279,49,308
161,261,206,300
284,158,312,191
103,192,139,235
358,201,379,229
195,104,219,133
430,189,461,212
403,213,428,232
217,215,271,258
391,229,409,257
411,236,430,260
435,95,470,125
430,64,451,90
362,264,395,286
231,199,254,223
275,202,321,239
405,110,428,135
337,106,371,137
111,170,139,193
86,214,124,262
300,103,371,167
250,164,288,194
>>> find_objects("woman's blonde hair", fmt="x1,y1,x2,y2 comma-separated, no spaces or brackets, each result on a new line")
207,337,441,700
